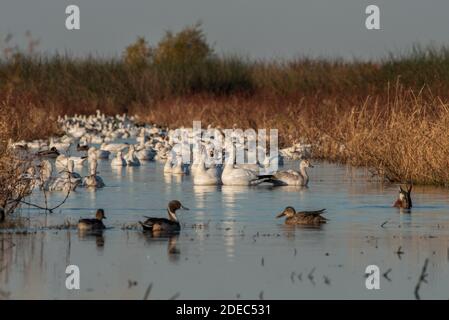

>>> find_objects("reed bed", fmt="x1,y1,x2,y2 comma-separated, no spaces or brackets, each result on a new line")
1,33,449,185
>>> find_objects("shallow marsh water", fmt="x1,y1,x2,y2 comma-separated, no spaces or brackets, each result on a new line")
1,158,449,300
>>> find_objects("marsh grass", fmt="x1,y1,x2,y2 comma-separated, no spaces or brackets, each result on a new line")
2,44,449,185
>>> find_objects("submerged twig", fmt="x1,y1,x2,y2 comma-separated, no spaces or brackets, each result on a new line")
143,282,153,300
308,267,316,286
169,292,180,300
414,258,429,300
395,246,404,259
383,268,392,282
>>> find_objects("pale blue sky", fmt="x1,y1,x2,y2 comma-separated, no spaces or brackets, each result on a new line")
1,0,448,60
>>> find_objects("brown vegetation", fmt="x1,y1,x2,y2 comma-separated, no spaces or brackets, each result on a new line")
1,27,449,185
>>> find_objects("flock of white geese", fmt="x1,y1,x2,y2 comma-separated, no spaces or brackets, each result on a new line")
10,111,313,195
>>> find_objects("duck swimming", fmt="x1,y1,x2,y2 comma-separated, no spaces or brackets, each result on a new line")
78,209,107,231
393,184,412,209
36,146,60,159
276,207,327,225
139,200,189,233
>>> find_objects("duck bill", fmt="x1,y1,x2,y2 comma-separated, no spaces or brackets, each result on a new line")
181,205,189,211
276,212,286,218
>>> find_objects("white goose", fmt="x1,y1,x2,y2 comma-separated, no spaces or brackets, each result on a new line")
135,140,156,161
221,145,269,186
55,154,87,168
124,145,140,166
267,159,313,186
111,151,127,166
87,145,109,160
171,154,188,175
82,158,105,188
49,160,81,192
163,153,174,174
100,142,129,153
193,150,221,186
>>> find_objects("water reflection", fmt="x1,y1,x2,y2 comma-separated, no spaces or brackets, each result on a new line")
78,230,105,250
140,231,181,263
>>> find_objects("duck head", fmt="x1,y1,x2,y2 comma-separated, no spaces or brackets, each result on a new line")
167,200,189,221
95,209,107,220
276,206,296,218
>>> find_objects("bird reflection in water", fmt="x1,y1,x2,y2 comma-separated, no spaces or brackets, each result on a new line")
141,231,181,263
277,223,326,241
78,229,105,249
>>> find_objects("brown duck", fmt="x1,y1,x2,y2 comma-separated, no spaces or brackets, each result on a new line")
276,207,327,225
139,200,189,232
393,184,412,209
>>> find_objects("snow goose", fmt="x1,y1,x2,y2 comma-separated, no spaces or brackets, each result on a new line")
193,151,221,186
135,140,156,161
49,160,81,192
221,145,269,186
267,159,313,186
124,145,140,166
111,151,127,166
83,158,105,188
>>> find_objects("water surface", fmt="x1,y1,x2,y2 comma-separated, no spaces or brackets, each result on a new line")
1,159,449,299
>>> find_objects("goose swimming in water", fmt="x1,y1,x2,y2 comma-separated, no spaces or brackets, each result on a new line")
78,209,107,231
139,200,189,233
82,158,105,188
276,207,327,225
193,148,221,185
56,154,87,168
267,159,313,186
124,145,140,166
221,144,269,186
111,151,127,166
49,160,82,191
171,154,188,175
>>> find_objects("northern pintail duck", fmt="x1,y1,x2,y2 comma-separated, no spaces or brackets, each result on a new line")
268,159,313,186
276,207,327,225
139,200,189,233
393,184,412,209
78,209,107,231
